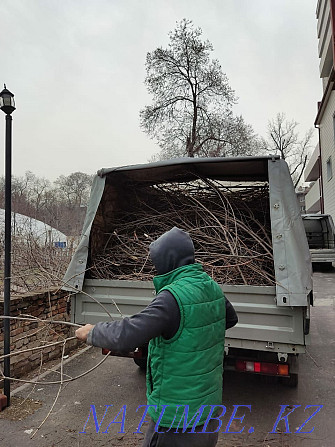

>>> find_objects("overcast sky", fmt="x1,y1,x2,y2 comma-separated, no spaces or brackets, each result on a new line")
0,0,322,180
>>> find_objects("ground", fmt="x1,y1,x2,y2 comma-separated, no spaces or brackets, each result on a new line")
0,268,334,447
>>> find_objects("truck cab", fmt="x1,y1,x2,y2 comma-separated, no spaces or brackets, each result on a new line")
302,214,335,268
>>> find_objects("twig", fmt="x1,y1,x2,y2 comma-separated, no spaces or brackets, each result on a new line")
0,352,110,385
31,340,67,438
0,337,77,360
0,315,81,328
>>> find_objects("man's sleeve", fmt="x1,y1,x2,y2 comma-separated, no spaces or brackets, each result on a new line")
225,297,238,329
86,290,180,352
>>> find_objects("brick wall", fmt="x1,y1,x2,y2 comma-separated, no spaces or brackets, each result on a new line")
0,289,82,386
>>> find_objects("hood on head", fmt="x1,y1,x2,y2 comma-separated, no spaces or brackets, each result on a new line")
149,227,195,275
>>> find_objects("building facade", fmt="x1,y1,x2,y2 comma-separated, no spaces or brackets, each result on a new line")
307,0,335,221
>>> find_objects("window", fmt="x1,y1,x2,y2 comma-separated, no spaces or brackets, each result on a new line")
327,156,333,181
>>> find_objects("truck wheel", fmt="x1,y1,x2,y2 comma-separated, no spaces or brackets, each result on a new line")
134,357,147,370
280,373,298,388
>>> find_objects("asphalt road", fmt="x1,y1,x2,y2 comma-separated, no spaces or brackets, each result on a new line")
0,268,334,447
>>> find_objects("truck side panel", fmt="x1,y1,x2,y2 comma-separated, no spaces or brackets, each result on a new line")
72,279,306,354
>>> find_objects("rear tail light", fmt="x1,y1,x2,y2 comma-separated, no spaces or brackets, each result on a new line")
236,360,289,376
102,348,110,355
278,364,289,375
261,362,278,374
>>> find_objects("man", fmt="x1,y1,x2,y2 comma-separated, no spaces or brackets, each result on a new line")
76,227,238,446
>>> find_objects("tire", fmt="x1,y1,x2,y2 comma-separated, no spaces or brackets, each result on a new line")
280,373,298,388
134,357,147,370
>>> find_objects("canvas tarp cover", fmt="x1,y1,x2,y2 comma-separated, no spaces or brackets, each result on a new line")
62,156,312,306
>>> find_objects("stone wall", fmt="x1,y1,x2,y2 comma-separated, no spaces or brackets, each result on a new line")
0,289,82,386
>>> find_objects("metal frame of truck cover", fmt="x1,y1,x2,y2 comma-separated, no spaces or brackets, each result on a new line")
63,156,313,354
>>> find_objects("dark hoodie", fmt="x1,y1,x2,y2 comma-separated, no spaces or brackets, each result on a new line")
149,226,195,275
87,227,238,351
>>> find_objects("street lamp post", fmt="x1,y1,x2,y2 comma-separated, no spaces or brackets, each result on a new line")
0,84,15,407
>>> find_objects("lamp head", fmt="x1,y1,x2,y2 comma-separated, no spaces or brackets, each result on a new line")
0,84,15,115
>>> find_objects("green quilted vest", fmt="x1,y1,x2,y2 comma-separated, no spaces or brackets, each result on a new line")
146,263,226,428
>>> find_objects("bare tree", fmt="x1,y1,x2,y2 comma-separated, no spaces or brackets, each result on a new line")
24,172,51,219
0,223,75,295
11,173,33,216
54,172,93,208
0,172,51,219
141,19,263,159
267,113,313,187
0,171,93,237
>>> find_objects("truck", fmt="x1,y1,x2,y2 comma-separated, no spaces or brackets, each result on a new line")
63,155,313,387
302,213,335,269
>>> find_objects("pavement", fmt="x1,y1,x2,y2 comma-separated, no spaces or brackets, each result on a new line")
0,268,334,447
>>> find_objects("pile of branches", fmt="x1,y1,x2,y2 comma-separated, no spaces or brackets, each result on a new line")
90,178,275,286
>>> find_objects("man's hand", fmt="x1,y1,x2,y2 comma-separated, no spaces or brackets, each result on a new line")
75,324,95,342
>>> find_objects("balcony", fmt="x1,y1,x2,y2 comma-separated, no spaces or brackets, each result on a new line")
317,0,330,38
319,28,333,78
318,10,331,57
317,0,333,79
305,181,321,214
305,144,320,182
